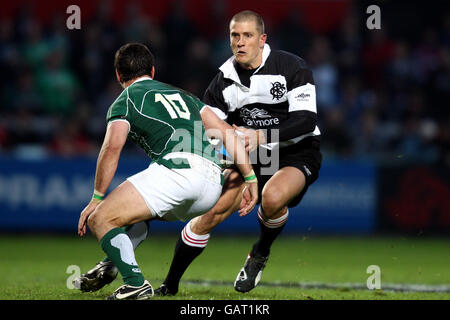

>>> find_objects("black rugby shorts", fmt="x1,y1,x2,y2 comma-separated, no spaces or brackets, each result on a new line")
252,136,322,208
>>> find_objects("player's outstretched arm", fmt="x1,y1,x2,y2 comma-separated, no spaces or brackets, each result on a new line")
232,124,266,153
78,121,129,236
200,106,258,216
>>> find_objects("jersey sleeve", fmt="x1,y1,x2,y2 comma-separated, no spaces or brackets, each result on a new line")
106,89,130,125
180,91,209,116
265,55,318,143
286,63,317,114
202,72,228,120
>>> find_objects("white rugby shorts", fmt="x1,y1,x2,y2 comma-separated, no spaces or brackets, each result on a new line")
127,153,223,222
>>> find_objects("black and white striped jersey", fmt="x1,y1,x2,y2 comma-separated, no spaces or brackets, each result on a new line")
203,44,321,150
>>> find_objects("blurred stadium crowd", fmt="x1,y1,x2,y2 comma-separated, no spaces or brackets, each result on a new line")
0,1,449,167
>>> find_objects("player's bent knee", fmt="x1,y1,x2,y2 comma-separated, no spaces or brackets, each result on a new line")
209,212,228,228
191,214,217,235
87,203,121,232
191,208,230,234
261,188,285,217
224,169,244,188
86,207,102,232
190,217,208,235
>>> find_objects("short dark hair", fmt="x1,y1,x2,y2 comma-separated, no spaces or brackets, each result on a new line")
114,43,155,83
230,10,265,35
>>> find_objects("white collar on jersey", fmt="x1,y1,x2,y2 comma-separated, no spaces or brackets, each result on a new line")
219,43,271,85
130,75,153,86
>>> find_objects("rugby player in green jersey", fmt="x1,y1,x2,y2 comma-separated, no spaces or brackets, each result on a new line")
76,43,258,300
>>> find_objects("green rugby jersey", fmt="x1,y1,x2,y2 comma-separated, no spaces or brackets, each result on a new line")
106,78,220,169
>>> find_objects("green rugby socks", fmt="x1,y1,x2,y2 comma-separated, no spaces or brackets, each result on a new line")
100,227,145,287
101,221,149,263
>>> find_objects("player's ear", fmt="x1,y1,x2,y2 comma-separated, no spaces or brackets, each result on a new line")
151,66,155,79
259,33,267,48
115,69,122,84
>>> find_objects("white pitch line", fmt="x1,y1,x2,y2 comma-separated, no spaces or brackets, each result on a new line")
182,279,450,293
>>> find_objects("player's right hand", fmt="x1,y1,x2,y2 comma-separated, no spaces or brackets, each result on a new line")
232,124,266,153
78,200,100,237
238,182,258,216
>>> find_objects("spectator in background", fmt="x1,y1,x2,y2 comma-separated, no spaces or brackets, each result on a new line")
36,50,79,116
429,47,450,116
333,7,362,78
93,0,118,56
178,37,216,97
48,119,94,157
207,0,232,67
387,41,414,92
412,28,440,86
436,125,450,167
12,68,42,113
362,28,394,88
122,2,169,84
20,19,51,73
395,91,439,163
339,76,364,135
321,108,352,157
122,2,152,43
442,13,450,45
163,0,199,87
9,108,44,157
47,14,70,61
0,19,19,91
275,8,310,56
308,36,338,112
0,1,448,167
0,125,8,151
77,24,108,98
353,109,383,159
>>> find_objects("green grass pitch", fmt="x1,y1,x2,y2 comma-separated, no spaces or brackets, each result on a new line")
0,234,448,300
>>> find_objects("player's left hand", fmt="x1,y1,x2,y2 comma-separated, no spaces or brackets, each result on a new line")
77,200,100,237
232,125,266,152
238,182,258,216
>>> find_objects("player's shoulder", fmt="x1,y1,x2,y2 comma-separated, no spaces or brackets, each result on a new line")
128,79,189,101
207,69,235,94
149,79,205,108
107,87,129,122
131,79,189,96
268,49,309,71
128,78,168,94
210,70,227,85
109,86,128,108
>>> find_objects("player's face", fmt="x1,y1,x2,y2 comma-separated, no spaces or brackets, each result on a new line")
230,19,267,70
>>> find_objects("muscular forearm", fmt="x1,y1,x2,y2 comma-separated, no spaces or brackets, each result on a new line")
263,111,317,143
92,121,129,195
223,130,253,177
200,106,254,177
93,146,121,194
